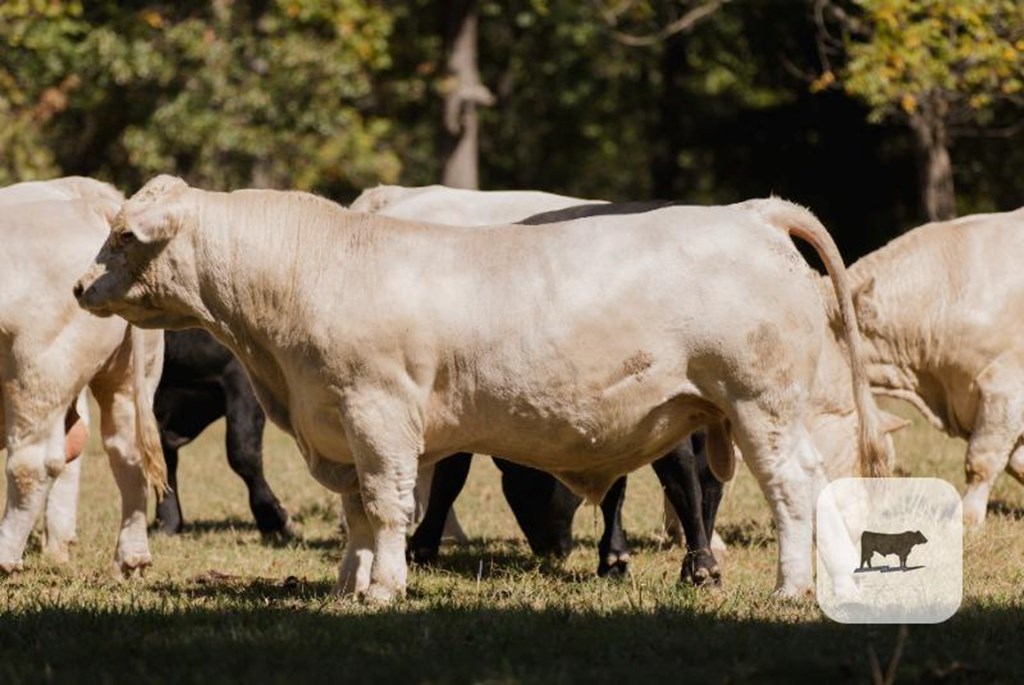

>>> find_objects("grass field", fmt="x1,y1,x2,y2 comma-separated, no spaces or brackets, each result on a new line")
1,398,1023,684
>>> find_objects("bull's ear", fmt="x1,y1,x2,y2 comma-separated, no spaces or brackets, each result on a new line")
125,203,182,243
879,409,911,434
122,176,190,244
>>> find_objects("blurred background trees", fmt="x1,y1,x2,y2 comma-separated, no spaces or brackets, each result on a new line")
1,0,1022,257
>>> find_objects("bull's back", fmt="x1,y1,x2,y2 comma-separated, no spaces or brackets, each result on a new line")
0,201,110,340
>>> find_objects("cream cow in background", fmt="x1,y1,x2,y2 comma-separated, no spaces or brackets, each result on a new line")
843,208,1024,526
0,179,166,574
75,176,892,602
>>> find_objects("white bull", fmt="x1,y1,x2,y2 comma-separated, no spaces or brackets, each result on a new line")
75,176,891,602
845,207,1024,526
0,180,166,574
353,184,726,554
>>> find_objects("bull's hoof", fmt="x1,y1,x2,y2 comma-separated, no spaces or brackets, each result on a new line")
43,541,73,565
680,549,721,588
114,552,153,579
0,559,24,575
361,582,402,605
597,552,631,579
772,583,814,599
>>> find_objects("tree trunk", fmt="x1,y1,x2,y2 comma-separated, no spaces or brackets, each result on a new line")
910,109,956,222
441,0,492,189
649,32,688,200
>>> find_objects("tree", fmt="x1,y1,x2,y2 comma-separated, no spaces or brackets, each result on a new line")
440,0,493,188
815,0,1024,221
0,1,401,196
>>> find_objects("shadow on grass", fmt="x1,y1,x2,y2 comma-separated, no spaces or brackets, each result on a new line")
988,500,1024,520
0,599,1014,684
414,540,603,584
158,517,262,536
149,572,338,603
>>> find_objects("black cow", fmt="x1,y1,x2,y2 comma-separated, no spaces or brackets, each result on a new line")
411,432,724,585
154,329,291,536
859,530,928,570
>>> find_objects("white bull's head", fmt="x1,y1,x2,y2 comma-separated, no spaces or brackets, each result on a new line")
74,175,203,329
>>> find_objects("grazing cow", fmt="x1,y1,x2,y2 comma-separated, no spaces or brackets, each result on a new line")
75,176,892,601
859,530,927,570
1,186,166,574
154,329,291,536
358,185,722,582
843,208,1024,526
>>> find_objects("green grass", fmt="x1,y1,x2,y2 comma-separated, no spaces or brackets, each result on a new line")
2,399,1023,684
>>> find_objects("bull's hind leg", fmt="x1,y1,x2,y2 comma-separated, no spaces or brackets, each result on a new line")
89,349,153,577
0,405,64,572
962,362,1024,527
43,456,82,563
732,411,820,597
43,396,89,562
339,389,421,603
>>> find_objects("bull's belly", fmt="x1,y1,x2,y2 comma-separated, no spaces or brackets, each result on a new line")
425,392,715,502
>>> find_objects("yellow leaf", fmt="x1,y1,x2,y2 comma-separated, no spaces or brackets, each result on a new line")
900,93,917,114
141,10,163,29
810,70,835,93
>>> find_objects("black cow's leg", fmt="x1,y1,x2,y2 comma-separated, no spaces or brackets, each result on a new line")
692,431,724,562
155,439,183,534
497,458,581,558
153,388,222,535
652,437,721,587
409,452,473,564
597,476,630,578
222,364,290,536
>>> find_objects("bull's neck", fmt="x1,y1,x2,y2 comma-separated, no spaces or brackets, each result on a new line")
185,198,333,420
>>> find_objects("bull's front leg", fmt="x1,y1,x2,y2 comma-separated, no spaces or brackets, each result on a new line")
91,386,152,577
962,364,1024,527
338,490,375,595
340,389,421,604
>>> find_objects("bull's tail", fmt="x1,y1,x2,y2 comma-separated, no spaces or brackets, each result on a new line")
744,197,892,478
130,327,168,497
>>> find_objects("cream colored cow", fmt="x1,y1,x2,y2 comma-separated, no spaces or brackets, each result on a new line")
0,181,166,574
75,176,892,602
845,208,1024,526
350,184,602,225
354,185,729,556
351,185,608,546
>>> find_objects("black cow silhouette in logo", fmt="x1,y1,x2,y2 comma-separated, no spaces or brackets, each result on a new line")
860,530,928,570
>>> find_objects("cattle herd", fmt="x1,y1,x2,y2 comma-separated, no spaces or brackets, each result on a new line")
1,175,1021,604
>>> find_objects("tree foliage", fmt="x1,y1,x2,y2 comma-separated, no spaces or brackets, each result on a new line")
0,0,400,194
0,0,1020,249
826,0,1024,127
